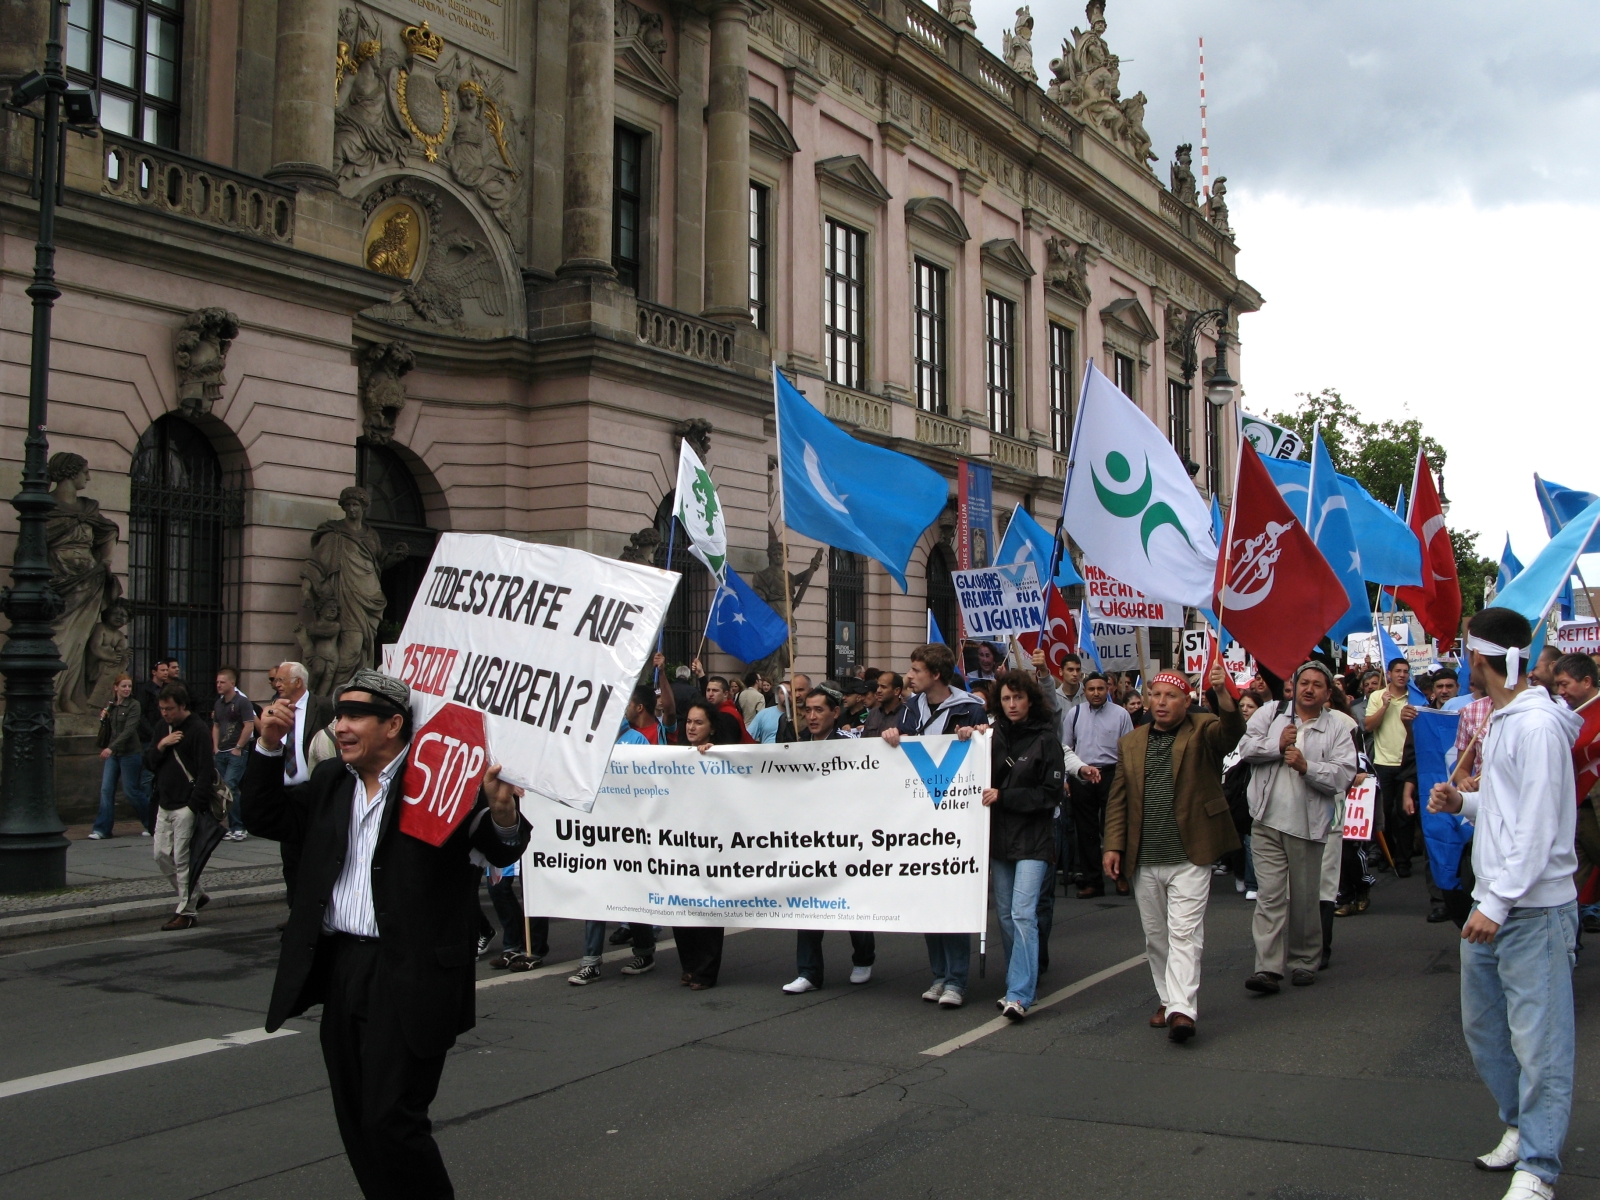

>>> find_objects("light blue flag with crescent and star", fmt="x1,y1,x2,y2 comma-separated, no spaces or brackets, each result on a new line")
775,368,948,591
1307,426,1371,644
1495,536,1523,597
997,503,1084,590
927,608,946,646
1078,597,1103,671
1260,457,1421,587
704,565,790,664
1496,495,1600,626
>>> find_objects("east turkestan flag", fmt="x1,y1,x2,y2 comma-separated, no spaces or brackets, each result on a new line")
706,567,790,663
1060,361,1218,606
674,439,727,579
1306,427,1370,644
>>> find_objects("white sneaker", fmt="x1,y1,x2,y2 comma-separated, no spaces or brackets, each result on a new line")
1234,877,1246,894
1245,889,1258,901
1476,1127,1520,1172
849,965,872,985
87,831,108,840
1500,1170,1554,1200
782,976,818,994
938,988,964,1008
921,982,945,1002
141,830,152,837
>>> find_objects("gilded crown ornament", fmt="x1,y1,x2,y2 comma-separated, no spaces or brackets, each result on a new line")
401,21,443,61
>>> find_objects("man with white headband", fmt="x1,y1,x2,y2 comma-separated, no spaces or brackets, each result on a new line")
1429,607,1582,1200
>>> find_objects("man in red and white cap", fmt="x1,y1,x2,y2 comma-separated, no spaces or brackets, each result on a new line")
1103,664,1245,1042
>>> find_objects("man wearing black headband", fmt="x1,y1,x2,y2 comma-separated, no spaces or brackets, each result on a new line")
242,669,530,1198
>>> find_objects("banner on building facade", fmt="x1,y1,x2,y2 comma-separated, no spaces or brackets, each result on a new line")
952,563,1045,639
1083,563,1184,628
958,460,995,571
520,735,993,931
393,533,680,827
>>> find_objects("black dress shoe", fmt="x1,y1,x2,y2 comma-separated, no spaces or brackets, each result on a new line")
1427,904,1450,923
1244,971,1281,995
1395,862,1412,878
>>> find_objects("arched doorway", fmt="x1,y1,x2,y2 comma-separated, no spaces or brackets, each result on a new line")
827,549,865,679
652,493,711,668
356,440,439,652
128,415,244,685
926,541,958,648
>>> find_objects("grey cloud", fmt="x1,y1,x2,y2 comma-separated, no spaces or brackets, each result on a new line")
968,0,1600,204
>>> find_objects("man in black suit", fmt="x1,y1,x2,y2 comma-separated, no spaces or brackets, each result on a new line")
272,661,335,907
243,669,530,1198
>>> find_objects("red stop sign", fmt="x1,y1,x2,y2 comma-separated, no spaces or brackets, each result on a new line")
399,703,490,847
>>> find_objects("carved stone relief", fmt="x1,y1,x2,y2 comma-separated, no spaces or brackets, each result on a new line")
674,418,713,458
362,179,511,336
1043,236,1091,305
619,525,662,564
357,341,415,444
173,307,239,417
1045,2,1155,168
1170,143,1198,206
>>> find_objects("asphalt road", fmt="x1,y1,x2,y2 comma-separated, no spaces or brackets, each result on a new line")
2,872,1597,1200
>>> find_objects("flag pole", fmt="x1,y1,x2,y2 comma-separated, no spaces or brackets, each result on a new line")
771,366,800,732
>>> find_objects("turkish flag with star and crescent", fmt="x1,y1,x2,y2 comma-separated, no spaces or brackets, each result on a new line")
1213,440,1351,680
1395,452,1461,648
1019,585,1078,680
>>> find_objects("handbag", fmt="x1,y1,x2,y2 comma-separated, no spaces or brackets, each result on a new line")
173,741,233,823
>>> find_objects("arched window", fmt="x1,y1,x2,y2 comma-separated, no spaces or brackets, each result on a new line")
356,440,439,652
652,493,711,668
827,549,865,679
926,542,958,648
128,415,243,685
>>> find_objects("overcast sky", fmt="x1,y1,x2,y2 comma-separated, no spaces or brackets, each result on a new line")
970,0,1600,579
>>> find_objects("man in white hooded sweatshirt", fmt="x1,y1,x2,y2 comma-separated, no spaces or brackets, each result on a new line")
1430,606,1583,1200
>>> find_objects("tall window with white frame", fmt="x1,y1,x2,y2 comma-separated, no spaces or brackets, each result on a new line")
912,259,947,415
749,183,769,329
1113,351,1137,400
1048,322,1074,452
1204,399,1222,496
612,127,644,289
985,292,1016,437
1167,378,1192,463
66,0,181,147
824,218,866,389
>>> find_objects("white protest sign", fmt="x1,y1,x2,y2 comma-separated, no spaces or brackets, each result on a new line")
395,533,680,815
1091,620,1139,671
952,563,1044,638
1342,776,1376,841
1403,644,1436,671
1346,631,1379,667
1558,620,1600,656
1223,644,1256,687
1083,563,1184,628
1182,629,1210,675
521,734,992,932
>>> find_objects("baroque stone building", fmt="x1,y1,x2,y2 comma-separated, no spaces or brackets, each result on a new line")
1,0,1259,708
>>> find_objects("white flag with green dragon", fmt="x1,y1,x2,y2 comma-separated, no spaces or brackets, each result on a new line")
674,441,726,578
1060,361,1219,606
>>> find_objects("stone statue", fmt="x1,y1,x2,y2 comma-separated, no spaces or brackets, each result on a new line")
751,525,824,616
674,418,713,459
1002,8,1037,82
84,597,132,709
173,308,239,417
1045,2,1154,170
444,73,519,239
618,525,662,564
1170,143,1198,206
44,452,122,715
357,341,415,444
302,486,408,693
334,8,409,181
1207,175,1231,233
615,0,668,58
945,0,976,33
295,596,344,698
1118,91,1156,165
1043,235,1091,304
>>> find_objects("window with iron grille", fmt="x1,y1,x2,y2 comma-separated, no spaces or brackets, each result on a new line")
985,292,1016,437
749,182,769,329
913,259,947,415
128,415,243,686
1205,398,1223,496
926,543,958,647
66,0,180,147
1113,352,1137,399
824,217,865,389
357,441,439,652
1048,322,1073,452
612,126,644,289
827,549,865,679
1168,377,1192,461
653,493,712,668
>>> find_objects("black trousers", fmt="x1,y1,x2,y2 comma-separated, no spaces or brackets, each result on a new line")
280,841,301,909
795,929,874,984
318,935,453,1199
673,926,725,986
1071,766,1116,888
1374,764,1410,868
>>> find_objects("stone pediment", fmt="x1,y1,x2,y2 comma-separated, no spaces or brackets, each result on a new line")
815,155,891,207
1100,297,1158,344
615,0,678,104
981,237,1035,278
750,98,799,159
905,196,970,244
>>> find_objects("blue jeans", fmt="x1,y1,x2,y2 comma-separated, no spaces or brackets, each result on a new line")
582,921,654,965
1460,902,1578,1185
215,750,248,833
96,753,149,836
924,933,970,993
992,858,1051,1008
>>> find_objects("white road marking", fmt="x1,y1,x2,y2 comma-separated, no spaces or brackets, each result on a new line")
0,1027,298,1100
919,952,1147,1057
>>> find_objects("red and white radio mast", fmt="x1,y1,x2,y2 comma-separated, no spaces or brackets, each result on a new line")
1198,36,1210,202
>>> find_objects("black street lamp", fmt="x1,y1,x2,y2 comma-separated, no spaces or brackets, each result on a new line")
0,0,99,892
1174,302,1237,479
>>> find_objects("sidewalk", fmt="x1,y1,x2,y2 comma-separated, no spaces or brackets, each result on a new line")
0,820,287,939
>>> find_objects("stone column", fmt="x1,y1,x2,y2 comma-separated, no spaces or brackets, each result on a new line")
267,0,336,187
673,11,709,311
702,1,751,321
559,0,616,277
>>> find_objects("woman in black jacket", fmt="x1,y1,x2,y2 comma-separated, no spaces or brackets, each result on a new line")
964,670,1066,1021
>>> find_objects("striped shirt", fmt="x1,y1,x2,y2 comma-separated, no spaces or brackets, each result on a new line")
1138,727,1188,866
325,749,410,938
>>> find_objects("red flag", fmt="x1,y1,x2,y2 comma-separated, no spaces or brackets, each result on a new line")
1395,452,1461,648
1019,586,1077,679
1213,440,1351,680
1575,701,1600,807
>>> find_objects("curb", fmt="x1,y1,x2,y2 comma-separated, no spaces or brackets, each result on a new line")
0,884,287,939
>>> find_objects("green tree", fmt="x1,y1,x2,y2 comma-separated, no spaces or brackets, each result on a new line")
1451,528,1497,621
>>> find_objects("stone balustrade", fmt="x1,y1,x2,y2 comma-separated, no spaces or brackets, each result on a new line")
989,433,1037,475
635,300,735,365
915,410,970,454
100,134,295,245
824,385,891,434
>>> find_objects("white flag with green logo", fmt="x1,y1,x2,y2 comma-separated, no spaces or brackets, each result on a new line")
1060,361,1219,606
674,440,727,579
1239,411,1304,460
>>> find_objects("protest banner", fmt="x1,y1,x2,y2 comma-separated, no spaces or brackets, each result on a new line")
1091,620,1139,671
1082,563,1184,627
1342,777,1376,841
393,533,680,834
1182,629,1210,675
1558,619,1600,656
1222,644,1256,687
521,734,992,931
951,562,1044,639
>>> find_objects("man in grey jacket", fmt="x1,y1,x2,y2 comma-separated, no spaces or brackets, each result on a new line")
1238,661,1358,992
